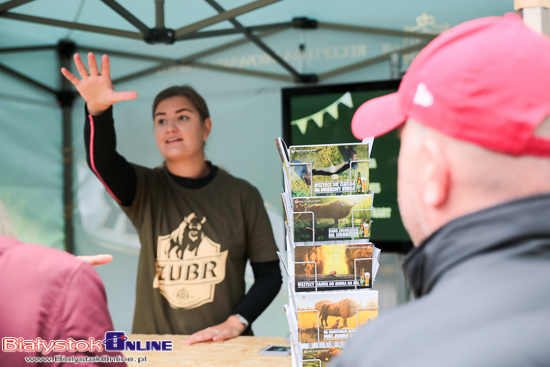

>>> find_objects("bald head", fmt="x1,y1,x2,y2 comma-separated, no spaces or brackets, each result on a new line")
397,118,550,245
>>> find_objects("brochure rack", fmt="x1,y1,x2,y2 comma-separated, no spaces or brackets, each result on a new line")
276,137,381,367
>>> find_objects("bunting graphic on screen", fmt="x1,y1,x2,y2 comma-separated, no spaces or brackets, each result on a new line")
291,92,353,134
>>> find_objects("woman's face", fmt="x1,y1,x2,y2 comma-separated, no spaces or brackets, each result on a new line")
153,96,211,163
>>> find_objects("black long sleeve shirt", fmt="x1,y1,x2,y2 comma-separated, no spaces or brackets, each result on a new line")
84,106,282,326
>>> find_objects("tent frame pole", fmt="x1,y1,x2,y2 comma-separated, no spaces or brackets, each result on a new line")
0,61,56,94
0,45,55,54
204,0,309,82
0,0,35,13
0,12,142,39
155,0,165,29
56,40,77,254
173,0,282,39
100,0,150,34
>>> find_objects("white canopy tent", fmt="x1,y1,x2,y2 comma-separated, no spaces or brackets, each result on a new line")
0,0,512,334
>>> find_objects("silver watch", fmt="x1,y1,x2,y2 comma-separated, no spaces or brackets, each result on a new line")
234,314,249,327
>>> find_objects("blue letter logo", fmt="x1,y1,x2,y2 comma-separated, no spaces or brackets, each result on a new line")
103,331,127,351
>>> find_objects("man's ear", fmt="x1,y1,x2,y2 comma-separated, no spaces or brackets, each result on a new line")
421,137,451,208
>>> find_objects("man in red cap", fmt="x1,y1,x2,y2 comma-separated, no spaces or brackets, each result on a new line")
333,13,550,366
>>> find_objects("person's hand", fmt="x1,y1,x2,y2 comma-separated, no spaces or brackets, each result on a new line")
77,254,113,267
60,53,137,115
183,315,246,345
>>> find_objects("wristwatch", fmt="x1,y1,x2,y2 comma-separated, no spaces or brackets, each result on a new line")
234,314,249,328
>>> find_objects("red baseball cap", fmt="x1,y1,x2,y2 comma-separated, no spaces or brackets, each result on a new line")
352,13,550,157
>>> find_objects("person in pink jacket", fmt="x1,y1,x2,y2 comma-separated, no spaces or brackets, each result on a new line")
0,232,126,367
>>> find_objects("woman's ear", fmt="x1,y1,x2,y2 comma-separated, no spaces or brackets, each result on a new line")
203,118,212,142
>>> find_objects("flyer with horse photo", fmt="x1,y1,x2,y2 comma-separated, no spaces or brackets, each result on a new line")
294,243,376,292
293,194,373,245
288,143,370,197
297,290,378,343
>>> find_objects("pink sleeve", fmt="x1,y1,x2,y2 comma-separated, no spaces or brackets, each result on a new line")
49,261,127,367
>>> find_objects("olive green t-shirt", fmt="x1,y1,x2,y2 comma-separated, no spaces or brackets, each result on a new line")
122,164,279,334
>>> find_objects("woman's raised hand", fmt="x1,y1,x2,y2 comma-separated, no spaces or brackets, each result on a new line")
61,53,137,115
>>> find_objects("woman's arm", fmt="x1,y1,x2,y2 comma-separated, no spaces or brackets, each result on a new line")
84,106,137,206
184,259,282,345
231,260,282,325
61,52,139,206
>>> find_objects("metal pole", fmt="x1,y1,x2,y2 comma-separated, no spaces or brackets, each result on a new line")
515,0,550,37
155,0,165,29
56,40,77,254
0,0,36,13
175,20,294,40
204,0,303,81
0,45,56,54
317,22,437,40
390,52,402,80
318,42,428,81
0,12,142,39
0,61,56,94
174,0,282,39
111,29,285,84
100,0,150,34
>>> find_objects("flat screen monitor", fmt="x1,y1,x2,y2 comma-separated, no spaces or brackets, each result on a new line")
282,80,412,254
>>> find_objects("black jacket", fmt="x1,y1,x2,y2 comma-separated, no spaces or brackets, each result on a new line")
333,193,550,367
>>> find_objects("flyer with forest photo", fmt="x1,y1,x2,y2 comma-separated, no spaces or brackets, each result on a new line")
294,243,375,292
288,143,370,197
302,347,343,367
293,194,373,245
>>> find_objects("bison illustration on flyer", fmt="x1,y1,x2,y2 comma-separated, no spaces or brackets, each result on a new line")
293,194,373,245
297,291,378,343
153,213,228,309
319,298,360,327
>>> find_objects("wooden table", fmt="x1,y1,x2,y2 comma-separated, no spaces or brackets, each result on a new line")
123,335,291,366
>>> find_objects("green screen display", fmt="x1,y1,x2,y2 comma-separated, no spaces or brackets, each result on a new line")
282,81,411,250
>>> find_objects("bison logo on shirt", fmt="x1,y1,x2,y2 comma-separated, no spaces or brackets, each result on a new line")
167,214,206,259
153,213,228,309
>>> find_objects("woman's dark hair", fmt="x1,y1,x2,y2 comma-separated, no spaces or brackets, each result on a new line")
152,85,210,122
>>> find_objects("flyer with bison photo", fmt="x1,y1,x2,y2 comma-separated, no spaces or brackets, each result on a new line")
293,194,373,245
297,290,378,343
302,347,343,367
288,142,370,197
294,243,380,292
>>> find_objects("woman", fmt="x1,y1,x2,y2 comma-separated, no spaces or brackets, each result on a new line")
61,53,282,344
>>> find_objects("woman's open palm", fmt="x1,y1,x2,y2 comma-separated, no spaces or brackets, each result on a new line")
61,52,137,115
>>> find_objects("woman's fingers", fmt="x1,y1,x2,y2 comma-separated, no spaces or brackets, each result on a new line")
73,53,90,79
63,52,136,109
60,67,80,87
211,328,231,342
88,52,100,76
101,54,111,80
183,329,215,345
113,90,138,103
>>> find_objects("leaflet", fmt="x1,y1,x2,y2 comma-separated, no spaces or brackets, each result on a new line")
293,194,373,245
294,243,377,292
302,346,343,367
297,290,378,343
288,142,370,197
